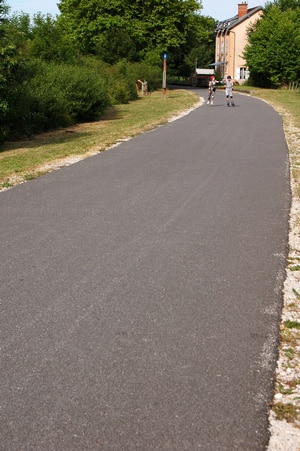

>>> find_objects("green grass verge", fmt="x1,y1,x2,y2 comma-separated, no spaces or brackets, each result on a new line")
0,89,200,189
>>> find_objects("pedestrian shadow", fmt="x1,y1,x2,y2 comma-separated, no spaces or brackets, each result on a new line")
205,104,240,108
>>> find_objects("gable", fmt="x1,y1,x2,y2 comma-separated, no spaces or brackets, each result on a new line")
216,6,263,33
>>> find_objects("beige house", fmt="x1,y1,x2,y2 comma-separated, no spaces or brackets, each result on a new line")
214,2,263,83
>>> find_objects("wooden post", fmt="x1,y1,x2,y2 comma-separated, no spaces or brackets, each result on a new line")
162,53,167,98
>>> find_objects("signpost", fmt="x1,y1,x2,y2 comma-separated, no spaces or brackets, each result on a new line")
162,53,167,98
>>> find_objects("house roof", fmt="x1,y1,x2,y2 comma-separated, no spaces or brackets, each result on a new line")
215,6,262,33
195,68,215,75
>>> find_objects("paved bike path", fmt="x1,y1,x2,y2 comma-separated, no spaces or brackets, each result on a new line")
0,90,290,449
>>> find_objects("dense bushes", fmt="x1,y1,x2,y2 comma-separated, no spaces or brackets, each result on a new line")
0,5,212,143
0,4,165,143
0,59,162,142
103,60,162,104
1,60,109,140
0,2,165,142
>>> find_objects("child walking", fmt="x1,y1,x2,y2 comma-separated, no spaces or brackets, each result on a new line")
224,75,235,107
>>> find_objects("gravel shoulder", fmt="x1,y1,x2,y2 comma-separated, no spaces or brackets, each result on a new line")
264,99,300,450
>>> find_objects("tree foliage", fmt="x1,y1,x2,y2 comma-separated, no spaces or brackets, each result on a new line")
0,1,31,140
183,14,215,75
265,0,300,12
0,0,217,142
29,14,76,62
57,0,204,64
244,1,300,87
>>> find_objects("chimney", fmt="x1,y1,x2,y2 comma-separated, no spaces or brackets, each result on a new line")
238,2,248,18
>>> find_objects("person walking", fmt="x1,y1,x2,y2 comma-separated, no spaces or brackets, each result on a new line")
207,75,216,106
224,75,235,107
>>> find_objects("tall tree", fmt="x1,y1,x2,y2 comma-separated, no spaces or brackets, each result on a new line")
30,13,80,63
58,0,203,63
243,3,300,87
4,12,32,58
265,0,300,12
183,14,215,75
0,0,25,141
0,0,8,21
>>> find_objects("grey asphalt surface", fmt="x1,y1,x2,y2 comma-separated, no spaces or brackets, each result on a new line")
0,89,290,450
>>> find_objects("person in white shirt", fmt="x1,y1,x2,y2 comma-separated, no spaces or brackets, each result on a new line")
224,75,235,107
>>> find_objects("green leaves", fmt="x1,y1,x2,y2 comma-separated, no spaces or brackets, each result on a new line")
244,4,300,87
57,0,204,63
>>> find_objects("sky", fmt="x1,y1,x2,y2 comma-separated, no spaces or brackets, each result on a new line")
201,0,266,20
7,0,267,21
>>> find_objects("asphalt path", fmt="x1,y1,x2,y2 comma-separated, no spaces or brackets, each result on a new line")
0,89,290,450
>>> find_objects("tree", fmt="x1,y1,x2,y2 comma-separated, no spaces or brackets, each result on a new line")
30,13,80,63
0,0,27,141
265,0,300,12
4,12,32,58
243,3,300,87
0,0,17,80
0,0,8,21
57,0,203,64
183,15,215,75
58,0,130,60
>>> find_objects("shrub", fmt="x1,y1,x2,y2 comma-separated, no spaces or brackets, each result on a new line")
0,57,163,142
54,64,109,122
99,60,162,104
3,60,110,139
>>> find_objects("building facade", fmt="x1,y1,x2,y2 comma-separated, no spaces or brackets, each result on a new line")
214,2,263,83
